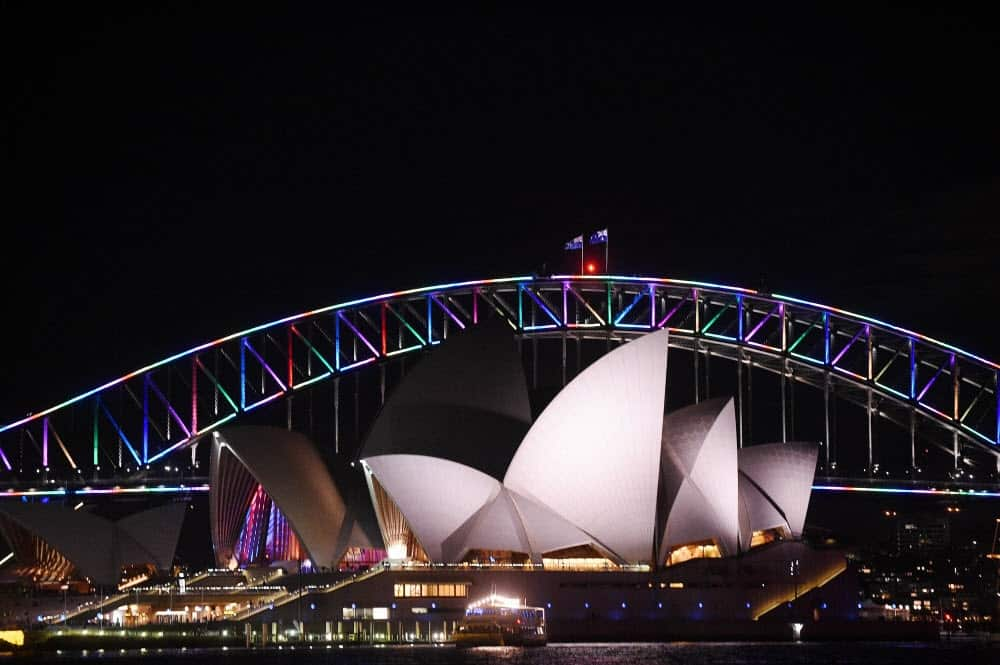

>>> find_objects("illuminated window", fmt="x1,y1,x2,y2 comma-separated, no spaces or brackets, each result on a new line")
461,549,530,565
393,583,468,598
665,540,721,566
542,544,617,571
749,528,786,548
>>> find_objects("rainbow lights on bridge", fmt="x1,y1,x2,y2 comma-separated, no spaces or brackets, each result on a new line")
0,485,209,498
0,275,997,487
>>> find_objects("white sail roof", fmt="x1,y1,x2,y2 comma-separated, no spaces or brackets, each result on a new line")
507,489,605,561
737,441,819,546
359,324,819,568
362,318,532,479
0,503,186,585
363,454,501,561
441,487,531,562
504,329,669,563
658,397,740,558
212,427,351,568
117,502,187,571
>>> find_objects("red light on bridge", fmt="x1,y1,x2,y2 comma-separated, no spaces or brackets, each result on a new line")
586,262,597,273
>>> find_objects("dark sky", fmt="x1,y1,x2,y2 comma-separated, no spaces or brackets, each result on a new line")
4,8,998,423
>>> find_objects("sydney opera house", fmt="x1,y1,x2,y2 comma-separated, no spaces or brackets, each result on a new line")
0,320,850,637
200,322,850,637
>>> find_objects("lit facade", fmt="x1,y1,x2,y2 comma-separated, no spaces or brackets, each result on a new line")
361,322,821,570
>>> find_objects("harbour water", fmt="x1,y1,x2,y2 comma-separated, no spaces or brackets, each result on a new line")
24,641,996,664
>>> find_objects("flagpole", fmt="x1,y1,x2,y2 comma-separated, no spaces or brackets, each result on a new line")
605,232,609,274
581,244,584,275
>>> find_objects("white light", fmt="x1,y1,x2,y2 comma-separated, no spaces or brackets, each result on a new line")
466,593,523,610
386,542,408,560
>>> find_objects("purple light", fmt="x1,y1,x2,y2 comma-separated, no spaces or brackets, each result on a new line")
657,294,689,329
830,326,865,367
519,288,560,326
42,417,49,468
336,312,379,359
145,376,192,439
244,392,284,413
744,303,780,343
813,484,1000,498
915,360,948,402
431,294,468,330
242,340,288,392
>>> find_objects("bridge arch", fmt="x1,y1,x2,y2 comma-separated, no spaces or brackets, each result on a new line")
1,275,997,490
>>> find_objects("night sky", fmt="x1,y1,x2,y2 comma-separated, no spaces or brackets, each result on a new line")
5,7,998,424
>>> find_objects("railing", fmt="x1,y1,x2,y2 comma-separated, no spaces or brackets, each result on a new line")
234,565,390,621
45,592,130,624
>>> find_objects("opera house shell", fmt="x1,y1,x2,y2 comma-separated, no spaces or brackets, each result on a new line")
0,503,186,586
360,320,820,570
200,319,848,633
209,427,382,570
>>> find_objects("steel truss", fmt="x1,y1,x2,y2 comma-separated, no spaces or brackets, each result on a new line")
1,276,997,485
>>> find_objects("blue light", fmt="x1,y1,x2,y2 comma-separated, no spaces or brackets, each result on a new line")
351,603,356,609
391,603,396,609
546,602,552,609
657,602,663,609
697,602,703,609
745,602,751,609
431,602,436,609
621,602,626,609
787,602,792,608
584,602,590,609
857,603,863,609
821,602,828,609
310,603,316,610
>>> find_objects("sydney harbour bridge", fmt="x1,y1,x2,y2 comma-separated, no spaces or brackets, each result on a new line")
1,275,997,502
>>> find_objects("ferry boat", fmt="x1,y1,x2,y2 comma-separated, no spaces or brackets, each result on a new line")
455,592,547,647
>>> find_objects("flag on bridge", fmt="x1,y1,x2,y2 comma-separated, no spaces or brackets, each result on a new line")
589,228,608,244
564,235,584,250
